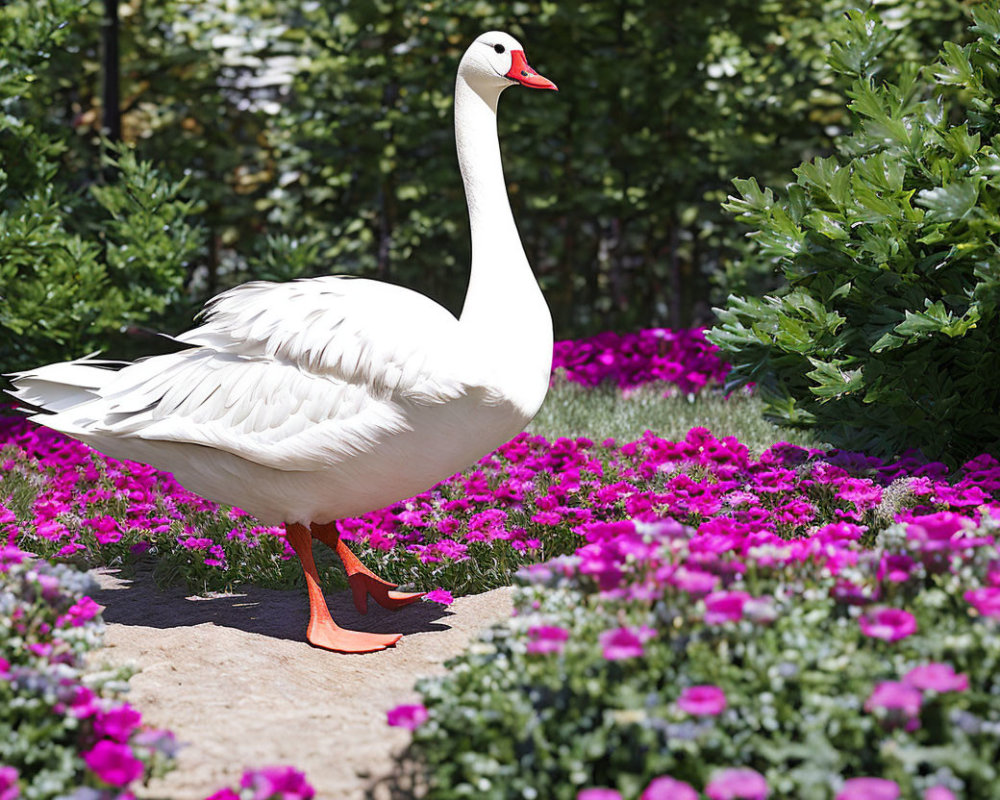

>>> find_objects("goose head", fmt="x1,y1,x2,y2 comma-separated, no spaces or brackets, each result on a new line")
458,31,558,95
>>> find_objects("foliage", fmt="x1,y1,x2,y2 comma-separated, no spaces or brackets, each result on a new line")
401,507,1000,800
0,1,204,373
709,5,1000,463
1,0,974,348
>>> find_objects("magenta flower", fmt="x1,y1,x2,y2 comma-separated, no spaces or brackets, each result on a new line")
204,790,240,800
94,703,143,743
965,586,1000,618
0,659,10,681
82,740,144,786
240,766,315,800
527,625,570,655
704,590,751,625
859,608,917,642
577,790,623,800
670,567,717,596
0,766,18,800
836,778,900,800
705,767,769,800
424,588,454,605
599,626,655,660
677,685,727,716
924,787,956,800
641,776,698,800
56,596,101,628
903,663,969,693
865,681,922,731
386,704,429,730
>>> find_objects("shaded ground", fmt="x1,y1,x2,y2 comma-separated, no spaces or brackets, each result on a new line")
89,568,513,799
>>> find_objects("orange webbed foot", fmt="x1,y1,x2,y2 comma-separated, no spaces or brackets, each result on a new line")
306,618,402,654
349,572,427,614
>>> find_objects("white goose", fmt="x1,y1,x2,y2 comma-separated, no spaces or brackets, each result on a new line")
10,31,557,653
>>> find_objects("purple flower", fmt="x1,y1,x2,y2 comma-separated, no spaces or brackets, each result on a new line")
903,663,969,693
577,790,622,800
240,766,315,800
677,685,727,716
859,608,917,642
527,625,570,655
641,776,698,800
424,588,454,605
836,778,900,800
599,626,655,660
704,590,751,625
386,704,429,731
705,767,769,800
82,740,144,787
865,681,922,731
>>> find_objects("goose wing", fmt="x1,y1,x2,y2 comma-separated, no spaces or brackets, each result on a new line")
15,277,481,471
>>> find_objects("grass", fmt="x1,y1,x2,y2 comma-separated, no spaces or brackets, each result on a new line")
530,381,823,453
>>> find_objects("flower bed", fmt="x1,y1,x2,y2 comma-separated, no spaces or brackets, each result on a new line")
552,329,729,395
0,544,176,799
398,509,1000,799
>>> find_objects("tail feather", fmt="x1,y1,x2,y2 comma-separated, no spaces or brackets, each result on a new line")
6,356,123,418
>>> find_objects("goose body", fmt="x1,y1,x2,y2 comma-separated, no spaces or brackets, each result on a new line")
10,32,557,653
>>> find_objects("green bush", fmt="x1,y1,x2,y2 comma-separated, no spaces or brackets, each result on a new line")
3,0,973,343
708,5,1000,462
0,2,204,372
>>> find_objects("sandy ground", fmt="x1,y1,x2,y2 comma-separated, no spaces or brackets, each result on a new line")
89,568,513,799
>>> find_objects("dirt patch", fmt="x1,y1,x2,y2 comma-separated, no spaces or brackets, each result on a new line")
89,569,513,799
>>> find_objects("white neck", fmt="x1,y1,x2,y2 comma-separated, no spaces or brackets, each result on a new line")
454,73,549,345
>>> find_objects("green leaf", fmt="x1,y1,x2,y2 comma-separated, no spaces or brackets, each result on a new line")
916,179,980,221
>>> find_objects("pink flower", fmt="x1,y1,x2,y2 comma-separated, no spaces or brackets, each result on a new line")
705,767,769,800
924,787,956,800
903,663,968,693
641,776,698,800
82,740,144,786
425,588,454,605
240,766,315,800
527,625,570,655
599,626,655,660
864,681,922,731
578,790,622,800
0,659,10,680
677,685,727,716
965,586,1000,618
859,608,917,642
836,777,900,800
704,590,751,625
386,704,429,731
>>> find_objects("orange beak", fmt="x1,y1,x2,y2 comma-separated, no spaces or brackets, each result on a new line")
505,50,558,91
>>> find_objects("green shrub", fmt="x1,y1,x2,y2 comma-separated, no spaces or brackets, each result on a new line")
708,5,1000,463
4,0,973,339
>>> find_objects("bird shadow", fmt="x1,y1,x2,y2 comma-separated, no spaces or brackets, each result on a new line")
91,566,454,644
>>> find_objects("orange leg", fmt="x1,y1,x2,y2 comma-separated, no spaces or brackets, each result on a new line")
284,522,401,653
311,521,425,614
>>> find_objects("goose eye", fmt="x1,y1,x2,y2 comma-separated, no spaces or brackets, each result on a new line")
493,44,505,54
